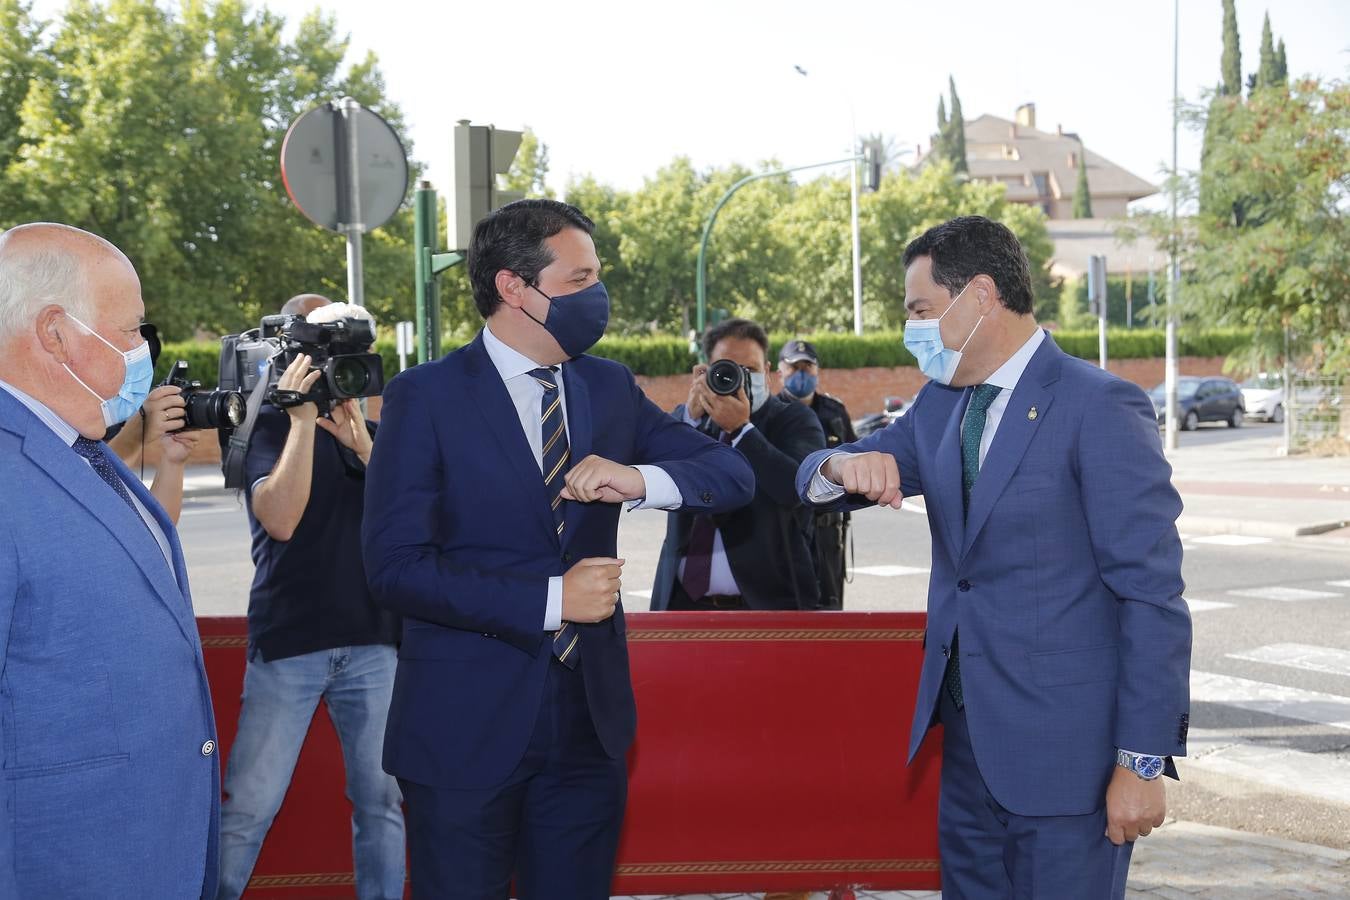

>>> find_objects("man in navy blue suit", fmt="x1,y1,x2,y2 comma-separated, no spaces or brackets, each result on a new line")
362,199,755,899
797,217,1191,898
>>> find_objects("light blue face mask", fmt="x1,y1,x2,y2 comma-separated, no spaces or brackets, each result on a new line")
902,282,983,385
63,312,154,427
748,371,769,413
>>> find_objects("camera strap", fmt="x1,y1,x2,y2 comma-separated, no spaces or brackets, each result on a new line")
222,366,273,490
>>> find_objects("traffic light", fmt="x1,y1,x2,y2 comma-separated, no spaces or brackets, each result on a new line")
448,120,524,251
861,140,883,193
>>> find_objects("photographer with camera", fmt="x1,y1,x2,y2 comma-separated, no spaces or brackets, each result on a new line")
102,323,200,523
651,318,826,612
216,297,404,900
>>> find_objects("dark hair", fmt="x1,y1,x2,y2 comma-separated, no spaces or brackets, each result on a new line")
703,317,768,361
901,216,1035,315
467,199,595,319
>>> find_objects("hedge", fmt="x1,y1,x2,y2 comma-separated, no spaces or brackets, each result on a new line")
154,327,1255,389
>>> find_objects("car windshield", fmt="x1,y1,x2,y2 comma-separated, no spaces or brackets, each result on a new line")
1150,377,1200,400
1242,374,1283,390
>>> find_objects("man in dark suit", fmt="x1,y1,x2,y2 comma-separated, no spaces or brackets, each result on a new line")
797,216,1191,898
651,318,825,612
361,199,754,899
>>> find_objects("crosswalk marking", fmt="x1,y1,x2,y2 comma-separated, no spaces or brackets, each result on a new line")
1227,643,1350,679
626,589,652,600
1183,728,1350,808
1227,586,1342,602
1192,534,1273,546
852,564,930,577
1328,579,1350,588
1191,671,1350,731
1186,598,1235,613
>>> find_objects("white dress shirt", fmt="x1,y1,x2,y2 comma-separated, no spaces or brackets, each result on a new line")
480,325,682,629
808,328,1046,503
676,408,756,597
0,378,177,576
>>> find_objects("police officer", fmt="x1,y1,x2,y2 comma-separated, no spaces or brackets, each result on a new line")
778,339,856,609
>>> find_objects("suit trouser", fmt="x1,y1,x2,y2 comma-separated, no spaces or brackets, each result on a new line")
938,689,1132,900
400,656,627,900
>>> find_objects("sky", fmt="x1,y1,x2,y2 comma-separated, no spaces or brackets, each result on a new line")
28,0,1350,211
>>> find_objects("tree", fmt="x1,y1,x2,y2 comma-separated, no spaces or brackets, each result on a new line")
1072,144,1093,218
0,0,43,171
0,0,419,339
1181,77,1350,375
932,95,949,162
1220,0,1242,98
1274,38,1288,84
503,127,553,199
1251,12,1279,94
947,76,968,174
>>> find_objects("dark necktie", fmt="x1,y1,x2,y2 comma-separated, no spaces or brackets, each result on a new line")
680,429,734,601
72,436,137,513
530,367,580,668
945,383,1003,710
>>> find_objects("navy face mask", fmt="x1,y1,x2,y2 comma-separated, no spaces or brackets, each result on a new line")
523,280,611,358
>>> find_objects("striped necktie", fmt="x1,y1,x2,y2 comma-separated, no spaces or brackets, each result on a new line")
945,383,1002,711
530,366,580,668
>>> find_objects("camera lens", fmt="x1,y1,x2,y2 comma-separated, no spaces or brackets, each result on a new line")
332,357,370,397
706,359,745,396
222,392,246,428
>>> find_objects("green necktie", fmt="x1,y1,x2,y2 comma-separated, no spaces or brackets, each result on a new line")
945,383,1003,710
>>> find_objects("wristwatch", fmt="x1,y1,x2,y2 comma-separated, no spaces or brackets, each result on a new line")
1116,748,1165,780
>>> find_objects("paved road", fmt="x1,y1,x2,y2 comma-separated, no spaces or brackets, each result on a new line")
179,421,1350,852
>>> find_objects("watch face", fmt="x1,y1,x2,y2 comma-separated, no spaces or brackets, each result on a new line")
1137,756,1165,779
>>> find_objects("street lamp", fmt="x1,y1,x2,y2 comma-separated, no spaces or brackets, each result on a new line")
793,65,864,335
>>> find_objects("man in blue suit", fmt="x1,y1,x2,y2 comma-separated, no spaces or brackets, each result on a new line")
0,223,219,897
797,217,1191,898
362,199,754,899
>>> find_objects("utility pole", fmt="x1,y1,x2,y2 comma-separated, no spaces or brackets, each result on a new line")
1165,0,1181,452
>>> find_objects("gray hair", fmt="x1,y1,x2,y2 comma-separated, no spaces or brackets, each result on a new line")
0,239,94,343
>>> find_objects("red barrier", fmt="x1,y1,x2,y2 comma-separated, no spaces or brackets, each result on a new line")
200,612,942,896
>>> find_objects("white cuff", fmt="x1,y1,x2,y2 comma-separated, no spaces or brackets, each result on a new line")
628,465,683,511
730,423,754,447
806,450,849,504
545,576,563,630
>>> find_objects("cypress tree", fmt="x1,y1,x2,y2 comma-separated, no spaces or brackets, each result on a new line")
948,76,968,174
1253,12,1278,93
1220,0,1241,97
1072,145,1093,218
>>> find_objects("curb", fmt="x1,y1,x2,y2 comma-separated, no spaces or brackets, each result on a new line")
1176,513,1350,540
1157,820,1350,863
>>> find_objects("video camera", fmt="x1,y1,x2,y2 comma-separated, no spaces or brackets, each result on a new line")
218,313,385,488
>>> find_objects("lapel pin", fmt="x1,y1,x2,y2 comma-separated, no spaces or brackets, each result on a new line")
1027,406,1038,421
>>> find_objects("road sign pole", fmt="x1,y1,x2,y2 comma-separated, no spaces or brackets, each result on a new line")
338,97,366,306
414,181,440,364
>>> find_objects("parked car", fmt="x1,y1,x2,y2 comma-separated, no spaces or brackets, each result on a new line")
853,395,910,438
1241,373,1285,423
1148,376,1245,430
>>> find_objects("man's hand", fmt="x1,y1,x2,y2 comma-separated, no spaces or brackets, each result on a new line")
704,381,752,434
278,354,323,425
141,385,187,445
562,557,623,623
823,451,903,509
1105,766,1167,846
317,399,373,464
561,455,646,504
686,364,710,421
158,428,199,467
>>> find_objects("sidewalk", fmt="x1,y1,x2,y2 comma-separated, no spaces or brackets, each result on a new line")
617,821,1350,899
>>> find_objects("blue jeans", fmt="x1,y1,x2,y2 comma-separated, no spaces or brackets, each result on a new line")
216,645,405,900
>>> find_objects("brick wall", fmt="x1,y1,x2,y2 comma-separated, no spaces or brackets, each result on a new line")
166,356,1229,468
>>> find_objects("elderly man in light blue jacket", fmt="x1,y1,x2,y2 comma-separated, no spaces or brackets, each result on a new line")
0,223,218,897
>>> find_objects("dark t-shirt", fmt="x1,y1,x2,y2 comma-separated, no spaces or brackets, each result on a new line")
243,404,399,661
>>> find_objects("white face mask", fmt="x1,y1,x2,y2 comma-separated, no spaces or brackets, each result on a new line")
902,282,983,385
748,372,769,413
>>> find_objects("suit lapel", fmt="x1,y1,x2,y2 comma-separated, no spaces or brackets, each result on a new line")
931,392,968,565
559,362,592,550
17,416,199,646
463,333,557,543
959,336,1063,561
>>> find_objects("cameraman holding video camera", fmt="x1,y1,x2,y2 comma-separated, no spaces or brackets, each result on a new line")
651,318,825,612
216,296,404,900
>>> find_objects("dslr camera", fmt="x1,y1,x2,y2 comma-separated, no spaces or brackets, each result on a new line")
705,358,753,399
163,360,245,431
219,314,385,417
